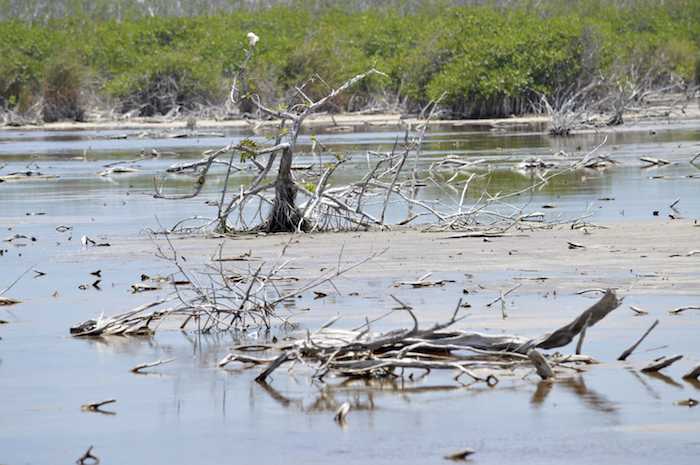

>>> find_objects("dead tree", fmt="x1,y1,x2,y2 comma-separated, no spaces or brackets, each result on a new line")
537,51,689,134
154,33,385,233
230,35,385,232
600,57,684,127
155,34,613,236
536,79,601,136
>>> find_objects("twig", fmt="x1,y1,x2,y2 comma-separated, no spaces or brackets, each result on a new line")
486,283,521,308
618,319,659,361
444,449,476,461
130,358,176,373
669,306,700,315
389,294,412,310
76,446,100,465
575,288,608,295
629,305,649,316
1,264,35,296
80,399,116,415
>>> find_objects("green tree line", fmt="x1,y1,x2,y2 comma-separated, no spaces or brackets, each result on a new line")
0,0,698,121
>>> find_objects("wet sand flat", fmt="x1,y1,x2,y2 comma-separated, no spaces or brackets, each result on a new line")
2,219,699,465
89,219,700,297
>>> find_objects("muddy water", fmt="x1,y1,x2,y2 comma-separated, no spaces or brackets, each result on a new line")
1,122,699,464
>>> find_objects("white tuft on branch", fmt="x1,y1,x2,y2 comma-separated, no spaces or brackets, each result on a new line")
246,32,259,48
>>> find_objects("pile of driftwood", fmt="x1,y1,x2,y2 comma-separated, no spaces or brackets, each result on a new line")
219,290,621,384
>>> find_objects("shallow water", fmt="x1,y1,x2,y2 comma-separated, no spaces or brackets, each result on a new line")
2,121,699,233
1,122,699,464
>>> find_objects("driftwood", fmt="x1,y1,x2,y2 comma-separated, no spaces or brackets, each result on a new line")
682,365,700,380
81,399,116,415
220,290,620,384
668,306,700,315
535,290,620,349
98,166,139,177
444,449,476,461
528,349,554,380
131,358,176,373
641,355,683,373
70,300,167,337
76,446,100,465
629,305,649,316
1,266,34,303
334,402,350,423
640,157,671,167
396,272,456,288
0,171,58,182
618,319,659,361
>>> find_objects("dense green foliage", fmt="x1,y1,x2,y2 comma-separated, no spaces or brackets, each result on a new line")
0,0,698,120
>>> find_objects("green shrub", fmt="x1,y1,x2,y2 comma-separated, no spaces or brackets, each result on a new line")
106,52,223,116
0,1,698,118
42,56,86,122
0,21,53,109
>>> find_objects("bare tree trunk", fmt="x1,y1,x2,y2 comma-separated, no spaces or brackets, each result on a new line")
607,112,624,126
265,146,303,232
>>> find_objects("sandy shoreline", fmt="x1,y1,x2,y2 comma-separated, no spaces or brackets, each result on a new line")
82,219,700,298
3,99,699,132
1,112,548,132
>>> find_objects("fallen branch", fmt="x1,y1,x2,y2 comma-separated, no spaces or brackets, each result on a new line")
76,446,100,465
641,355,683,373
618,319,659,361
683,365,700,380
675,398,698,407
669,306,700,315
528,349,554,380
535,290,621,349
444,449,476,461
80,399,116,415
1,265,34,299
629,305,649,316
640,157,671,167
131,358,176,373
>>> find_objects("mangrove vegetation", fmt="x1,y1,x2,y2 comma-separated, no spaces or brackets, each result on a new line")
0,0,699,122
